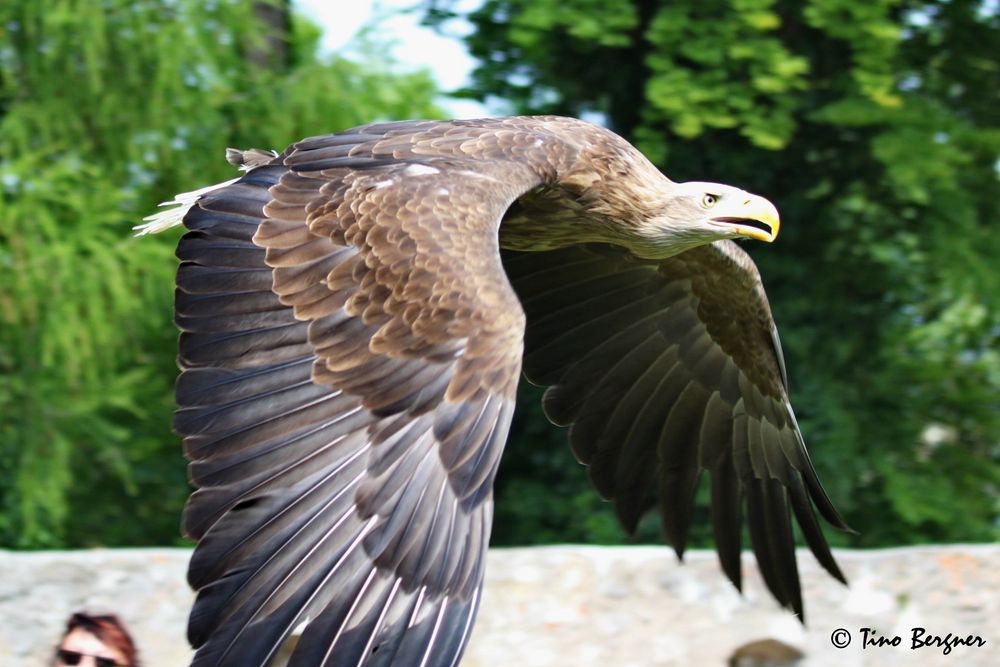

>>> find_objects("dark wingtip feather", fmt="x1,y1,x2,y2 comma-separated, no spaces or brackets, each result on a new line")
801,463,855,533
709,460,743,592
747,479,803,618
785,412,854,535
659,466,702,561
787,472,849,586
656,382,710,561
614,494,648,537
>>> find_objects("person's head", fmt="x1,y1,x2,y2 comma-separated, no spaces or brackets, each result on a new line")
53,612,139,667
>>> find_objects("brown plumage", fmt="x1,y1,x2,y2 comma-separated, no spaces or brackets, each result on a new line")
144,116,850,667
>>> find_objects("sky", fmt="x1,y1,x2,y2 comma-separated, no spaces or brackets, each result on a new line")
294,0,491,118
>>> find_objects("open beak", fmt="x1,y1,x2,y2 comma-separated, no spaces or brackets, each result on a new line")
711,194,780,243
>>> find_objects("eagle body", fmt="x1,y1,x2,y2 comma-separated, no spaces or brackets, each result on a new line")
142,116,849,667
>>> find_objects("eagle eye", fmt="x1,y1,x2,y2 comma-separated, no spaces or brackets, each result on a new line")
702,193,719,208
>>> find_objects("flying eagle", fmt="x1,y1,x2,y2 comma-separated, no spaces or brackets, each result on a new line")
139,116,849,667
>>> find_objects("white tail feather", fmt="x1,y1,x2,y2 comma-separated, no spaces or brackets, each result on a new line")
134,146,277,237
133,177,240,236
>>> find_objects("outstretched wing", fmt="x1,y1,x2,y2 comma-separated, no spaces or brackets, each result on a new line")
503,241,850,619
175,121,555,666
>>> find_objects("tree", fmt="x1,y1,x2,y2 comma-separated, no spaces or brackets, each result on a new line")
0,0,441,548
424,0,1000,547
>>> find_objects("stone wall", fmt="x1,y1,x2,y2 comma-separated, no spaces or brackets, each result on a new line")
2,545,994,666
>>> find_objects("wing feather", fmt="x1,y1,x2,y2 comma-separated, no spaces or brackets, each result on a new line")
506,242,850,618
175,119,569,666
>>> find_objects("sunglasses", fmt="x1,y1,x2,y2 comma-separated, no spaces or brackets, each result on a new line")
56,649,125,667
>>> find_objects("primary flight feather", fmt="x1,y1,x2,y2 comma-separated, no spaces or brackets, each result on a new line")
141,116,850,667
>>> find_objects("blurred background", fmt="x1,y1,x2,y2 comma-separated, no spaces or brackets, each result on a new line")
0,0,997,558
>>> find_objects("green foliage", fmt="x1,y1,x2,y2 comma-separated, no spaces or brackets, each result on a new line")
2,0,995,555
426,0,1000,547
643,0,810,148
0,0,440,548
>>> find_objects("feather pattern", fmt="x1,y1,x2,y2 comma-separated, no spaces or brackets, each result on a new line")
505,242,851,619
161,116,849,666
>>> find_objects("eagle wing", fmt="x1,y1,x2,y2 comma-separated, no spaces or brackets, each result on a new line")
171,114,847,666
175,121,556,666
503,241,849,618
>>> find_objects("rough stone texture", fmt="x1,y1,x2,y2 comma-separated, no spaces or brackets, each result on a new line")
1,545,994,666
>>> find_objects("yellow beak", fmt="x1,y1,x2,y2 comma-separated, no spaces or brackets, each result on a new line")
711,194,781,243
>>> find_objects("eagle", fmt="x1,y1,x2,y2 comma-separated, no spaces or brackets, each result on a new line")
139,116,850,667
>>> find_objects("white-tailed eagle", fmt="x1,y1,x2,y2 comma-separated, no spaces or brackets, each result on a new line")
139,116,849,667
